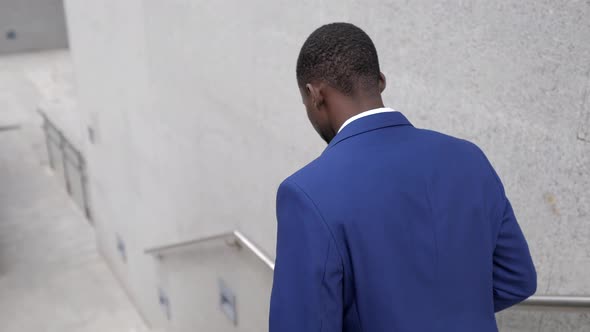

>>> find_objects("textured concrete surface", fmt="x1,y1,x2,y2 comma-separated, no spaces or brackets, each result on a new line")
61,0,589,331
157,241,273,332
0,52,148,332
0,0,68,54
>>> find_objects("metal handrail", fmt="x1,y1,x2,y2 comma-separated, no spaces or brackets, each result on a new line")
0,124,21,132
518,295,590,309
145,230,275,270
144,230,589,310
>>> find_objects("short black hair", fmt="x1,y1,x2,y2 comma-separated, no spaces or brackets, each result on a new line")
296,22,381,95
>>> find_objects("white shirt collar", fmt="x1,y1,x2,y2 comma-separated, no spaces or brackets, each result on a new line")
338,107,397,133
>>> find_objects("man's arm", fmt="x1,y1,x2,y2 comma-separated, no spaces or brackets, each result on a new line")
472,144,537,312
270,179,343,332
492,191,537,312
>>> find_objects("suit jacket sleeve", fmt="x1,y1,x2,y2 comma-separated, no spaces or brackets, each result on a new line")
491,178,537,312
270,179,343,332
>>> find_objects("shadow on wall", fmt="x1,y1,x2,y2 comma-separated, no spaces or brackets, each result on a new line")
0,0,69,54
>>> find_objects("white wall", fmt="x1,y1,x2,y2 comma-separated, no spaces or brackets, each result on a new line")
62,1,590,331
62,0,163,326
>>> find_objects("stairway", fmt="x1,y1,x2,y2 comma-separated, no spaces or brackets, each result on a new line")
0,51,152,332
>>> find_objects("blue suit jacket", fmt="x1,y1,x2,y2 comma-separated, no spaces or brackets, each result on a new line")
270,112,536,332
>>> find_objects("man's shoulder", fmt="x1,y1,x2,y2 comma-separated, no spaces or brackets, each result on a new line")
277,151,342,207
415,127,479,148
329,121,483,156
281,156,327,191
278,127,491,199
412,127,489,160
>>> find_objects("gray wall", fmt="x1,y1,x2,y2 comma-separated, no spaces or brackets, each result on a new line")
0,0,68,54
61,0,590,331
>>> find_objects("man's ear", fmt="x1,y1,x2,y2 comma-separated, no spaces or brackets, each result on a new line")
306,83,324,110
379,72,387,93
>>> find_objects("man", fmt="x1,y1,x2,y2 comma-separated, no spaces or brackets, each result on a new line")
269,23,536,331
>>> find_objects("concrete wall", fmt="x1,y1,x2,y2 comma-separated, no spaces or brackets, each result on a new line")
62,0,590,331
61,0,162,326
0,0,68,54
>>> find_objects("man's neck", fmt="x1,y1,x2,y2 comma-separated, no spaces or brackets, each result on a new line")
331,97,385,133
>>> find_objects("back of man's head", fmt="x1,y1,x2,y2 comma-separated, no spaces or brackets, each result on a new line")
296,23,381,96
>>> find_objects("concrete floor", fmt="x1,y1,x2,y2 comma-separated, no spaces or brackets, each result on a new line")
0,51,149,332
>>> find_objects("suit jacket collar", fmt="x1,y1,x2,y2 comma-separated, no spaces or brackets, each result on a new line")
325,111,413,152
